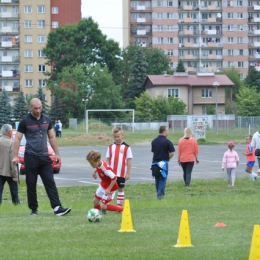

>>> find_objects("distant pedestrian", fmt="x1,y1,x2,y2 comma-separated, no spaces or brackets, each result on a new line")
222,141,239,188
0,124,19,205
54,120,59,138
151,126,175,199
58,120,62,137
251,130,260,175
177,127,199,187
243,135,257,181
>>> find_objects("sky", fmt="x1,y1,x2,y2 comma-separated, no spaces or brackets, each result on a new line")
81,0,123,47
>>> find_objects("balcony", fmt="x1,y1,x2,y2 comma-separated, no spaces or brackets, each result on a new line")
207,5,216,10
0,12,19,18
254,17,260,22
136,5,146,11
1,0,19,3
184,29,193,35
208,54,216,59
193,96,225,104
254,5,260,10
184,42,193,47
254,42,260,47
184,54,194,59
254,30,260,35
137,30,146,35
183,5,193,10
0,55,19,62
184,18,193,22
256,66,260,71
208,17,216,22
137,18,146,23
255,53,260,59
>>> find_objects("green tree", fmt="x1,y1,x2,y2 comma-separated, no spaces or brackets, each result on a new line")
125,48,148,107
205,105,215,115
134,92,154,119
244,67,260,91
49,96,65,123
13,91,28,121
235,86,260,116
167,96,187,115
0,89,13,127
175,60,186,72
36,87,49,115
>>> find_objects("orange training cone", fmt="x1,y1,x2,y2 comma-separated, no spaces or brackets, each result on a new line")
249,225,260,259
118,199,136,232
215,222,226,227
174,210,194,247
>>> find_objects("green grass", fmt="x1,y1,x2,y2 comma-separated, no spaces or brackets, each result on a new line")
1,178,259,260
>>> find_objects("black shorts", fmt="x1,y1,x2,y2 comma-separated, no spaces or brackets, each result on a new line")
117,177,125,188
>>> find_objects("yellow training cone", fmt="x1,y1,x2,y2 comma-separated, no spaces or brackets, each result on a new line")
249,225,260,259
118,199,136,232
174,210,194,247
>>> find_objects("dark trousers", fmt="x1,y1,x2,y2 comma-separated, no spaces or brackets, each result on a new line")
180,161,194,186
24,153,61,210
0,175,19,204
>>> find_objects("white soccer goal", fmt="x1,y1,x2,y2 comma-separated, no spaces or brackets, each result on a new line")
85,109,135,133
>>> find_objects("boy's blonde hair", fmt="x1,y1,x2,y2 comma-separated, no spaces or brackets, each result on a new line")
86,150,101,162
183,127,193,138
246,135,252,140
112,125,123,135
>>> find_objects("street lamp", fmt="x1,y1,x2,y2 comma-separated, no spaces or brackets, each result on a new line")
82,98,88,132
213,81,220,135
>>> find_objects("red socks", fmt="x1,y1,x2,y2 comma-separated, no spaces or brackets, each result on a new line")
107,204,123,212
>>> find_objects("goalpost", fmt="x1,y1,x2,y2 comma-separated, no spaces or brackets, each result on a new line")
85,109,135,133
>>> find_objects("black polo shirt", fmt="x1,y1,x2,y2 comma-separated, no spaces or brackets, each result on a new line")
151,135,175,162
17,113,52,156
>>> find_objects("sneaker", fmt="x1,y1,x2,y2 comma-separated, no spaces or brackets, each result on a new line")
101,209,106,214
231,185,234,189
54,207,71,216
30,209,38,216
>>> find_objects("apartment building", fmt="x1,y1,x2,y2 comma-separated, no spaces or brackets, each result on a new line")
0,0,81,105
123,0,259,79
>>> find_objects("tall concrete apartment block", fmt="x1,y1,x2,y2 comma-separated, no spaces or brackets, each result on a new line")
0,0,81,105
123,0,259,79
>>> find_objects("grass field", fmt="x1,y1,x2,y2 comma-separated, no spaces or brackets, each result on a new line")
1,178,259,260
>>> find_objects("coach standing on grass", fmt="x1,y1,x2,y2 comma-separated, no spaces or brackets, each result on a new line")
12,98,71,216
151,126,175,199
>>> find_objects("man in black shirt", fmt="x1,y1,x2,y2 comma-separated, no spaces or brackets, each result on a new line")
12,98,71,216
151,126,175,199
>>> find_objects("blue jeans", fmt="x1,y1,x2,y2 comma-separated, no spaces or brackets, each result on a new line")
155,175,167,199
0,175,19,204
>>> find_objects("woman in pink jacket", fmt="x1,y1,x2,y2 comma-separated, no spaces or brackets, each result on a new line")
221,141,239,188
178,127,199,187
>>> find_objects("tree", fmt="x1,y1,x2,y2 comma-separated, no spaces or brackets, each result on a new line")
134,92,154,119
13,91,28,121
49,96,65,123
36,87,49,115
43,17,121,84
0,89,13,127
244,67,260,91
125,48,148,107
175,60,186,72
205,105,215,115
235,86,260,116
167,96,187,115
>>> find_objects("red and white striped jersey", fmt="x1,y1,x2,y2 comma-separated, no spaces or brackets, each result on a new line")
106,142,133,178
96,160,118,191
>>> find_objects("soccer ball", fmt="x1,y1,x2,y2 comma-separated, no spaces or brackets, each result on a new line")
87,208,102,223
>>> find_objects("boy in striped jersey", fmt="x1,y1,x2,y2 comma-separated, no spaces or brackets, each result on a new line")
106,126,133,207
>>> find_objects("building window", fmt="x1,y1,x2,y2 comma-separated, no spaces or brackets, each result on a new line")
227,0,233,6
24,20,32,28
52,21,59,29
38,50,46,57
228,25,234,31
157,37,163,44
228,50,234,56
157,1,163,6
167,50,174,56
145,1,151,7
24,50,33,58
37,35,46,43
38,65,46,72
168,88,179,98
167,13,173,19
169,62,174,68
239,49,243,55
238,61,244,67
237,1,242,6
37,5,45,13
25,79,33,87
37,20,45,28
52,6,58,14
167,1,173,6
238,37,243,43
157,25,163,31
25,65,33,72
237,13,243,18
228,37,233,43
202,89,212,98
24,6,32,14
168,37,173,43
39,79,46,87
25,35,33,43
228,62,234,67
227,13,233,18
167,25,174,31
157,13,163,19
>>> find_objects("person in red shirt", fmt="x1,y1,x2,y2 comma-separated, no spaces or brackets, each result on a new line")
243,135,257,181
86,150,123,213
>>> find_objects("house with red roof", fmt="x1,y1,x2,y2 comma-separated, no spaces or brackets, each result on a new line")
143,72,234,115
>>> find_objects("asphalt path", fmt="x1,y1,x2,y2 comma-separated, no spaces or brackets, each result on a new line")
23,144,253,187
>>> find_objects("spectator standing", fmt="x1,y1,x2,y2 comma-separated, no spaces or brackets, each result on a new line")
151,126,175,199
54,120,59,138
0,124,19,205
251,130,260,175
12,98,71,216
177,127,199,187
222,141,239,188
58,120,62,137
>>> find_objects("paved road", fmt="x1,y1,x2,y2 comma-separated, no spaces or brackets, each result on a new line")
22,144,252,187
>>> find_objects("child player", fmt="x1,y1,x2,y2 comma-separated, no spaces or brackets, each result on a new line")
243,135,258,181
86,150,123,213
106,126,133,208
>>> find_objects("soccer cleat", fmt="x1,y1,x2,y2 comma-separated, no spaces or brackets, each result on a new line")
54,207,71,216
30,209,38,216
101,209,107,214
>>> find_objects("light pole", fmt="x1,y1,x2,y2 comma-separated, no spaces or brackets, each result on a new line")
82,98,88,132
213,82,220,135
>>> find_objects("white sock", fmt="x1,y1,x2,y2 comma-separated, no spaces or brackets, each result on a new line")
117,192,124,207
249,173,255,181
54,206,60,211
253,172,258,178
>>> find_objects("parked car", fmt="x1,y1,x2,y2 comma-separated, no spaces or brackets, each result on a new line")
12,131,61,174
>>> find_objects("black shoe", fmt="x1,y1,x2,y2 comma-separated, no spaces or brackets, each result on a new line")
101,209,106,214
30,209,38,216
54,207,71,216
